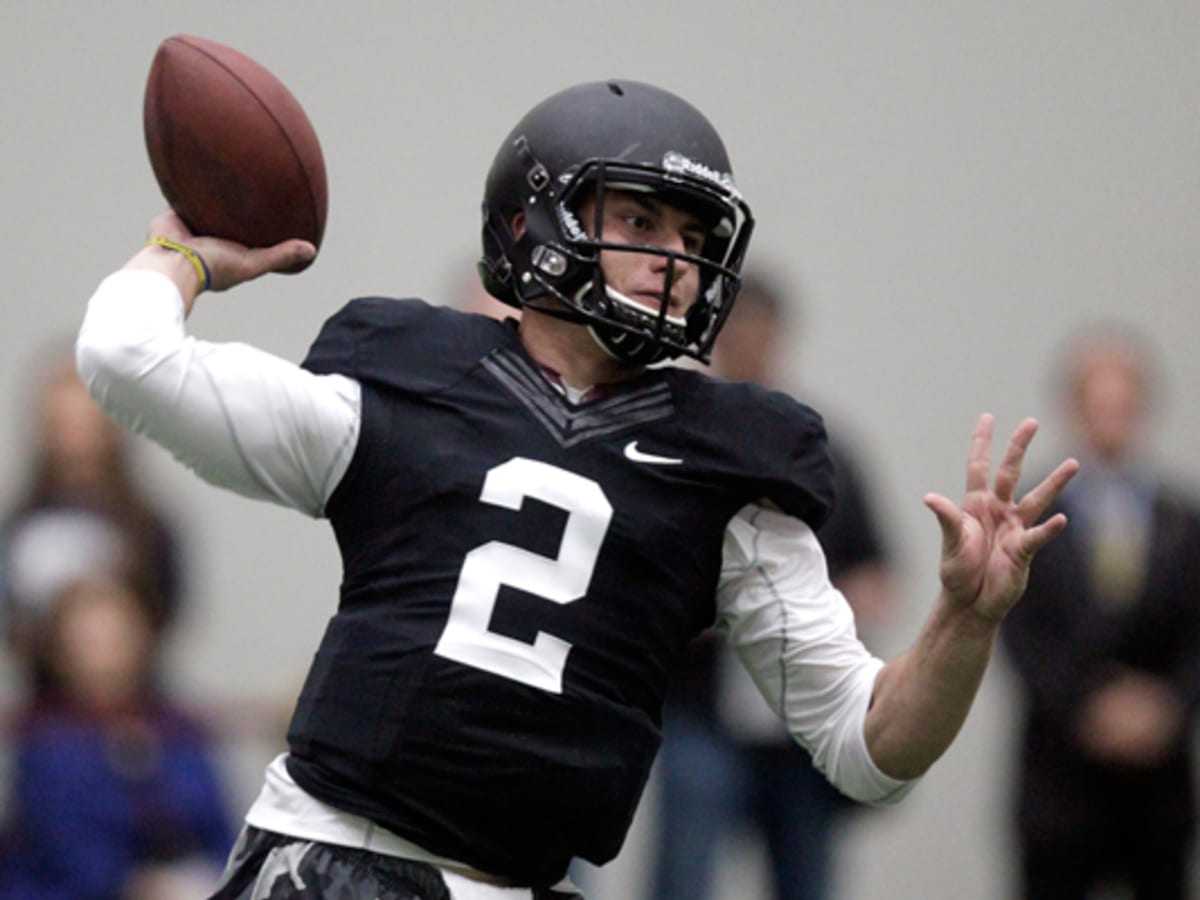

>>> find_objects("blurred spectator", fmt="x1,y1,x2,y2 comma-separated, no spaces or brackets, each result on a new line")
0,573,236,898
1001,324,1200,900
1,344,185,693
649,269,897,900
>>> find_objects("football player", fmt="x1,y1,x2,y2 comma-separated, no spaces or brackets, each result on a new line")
77,80,1078,899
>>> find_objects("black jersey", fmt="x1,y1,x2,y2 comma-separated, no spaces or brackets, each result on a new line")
290,297,832,885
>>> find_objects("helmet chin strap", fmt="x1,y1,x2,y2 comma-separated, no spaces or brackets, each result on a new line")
588,322,670,365
583,283,686,365
521,277,689,365
522,296,591,325
517,289,658,361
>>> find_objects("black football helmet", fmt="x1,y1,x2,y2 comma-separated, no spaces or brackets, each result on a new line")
480,80,754,365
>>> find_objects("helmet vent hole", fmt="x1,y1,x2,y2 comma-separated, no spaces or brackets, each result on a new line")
607,83,625,96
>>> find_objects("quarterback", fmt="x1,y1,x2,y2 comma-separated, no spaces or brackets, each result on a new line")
77,80,1077,899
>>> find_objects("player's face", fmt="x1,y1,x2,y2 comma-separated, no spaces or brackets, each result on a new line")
575,190,706,320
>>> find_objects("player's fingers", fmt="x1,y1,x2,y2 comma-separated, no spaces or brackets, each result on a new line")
925,492,963,555
1019,511,1069,560
242,240,316,279
146,208,193,242
965,413,995,494
1016,457,1079,524
993,418,1038,504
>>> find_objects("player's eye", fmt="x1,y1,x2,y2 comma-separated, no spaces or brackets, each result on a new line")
619,212,651,233
682,231,705,255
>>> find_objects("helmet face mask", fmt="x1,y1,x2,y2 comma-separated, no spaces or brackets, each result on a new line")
480,81,755,365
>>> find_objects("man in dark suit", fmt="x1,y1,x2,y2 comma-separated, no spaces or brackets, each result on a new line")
1003,325,1200,900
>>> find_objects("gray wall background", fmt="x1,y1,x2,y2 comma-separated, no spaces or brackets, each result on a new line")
2,3,1197,897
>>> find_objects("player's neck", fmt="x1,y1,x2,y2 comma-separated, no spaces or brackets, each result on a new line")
518,309,642,392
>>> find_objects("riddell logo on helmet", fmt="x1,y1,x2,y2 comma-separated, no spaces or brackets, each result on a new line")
558,205,587,242
662,152,741,198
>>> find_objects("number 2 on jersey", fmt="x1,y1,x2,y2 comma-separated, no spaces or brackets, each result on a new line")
434,457,613,693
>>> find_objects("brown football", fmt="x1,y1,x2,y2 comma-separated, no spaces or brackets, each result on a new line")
143,35,328,270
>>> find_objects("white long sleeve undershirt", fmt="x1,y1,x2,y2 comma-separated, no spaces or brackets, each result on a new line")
76,270,912,822
76,270,361,518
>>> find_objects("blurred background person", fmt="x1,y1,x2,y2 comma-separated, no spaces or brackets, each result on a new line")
0,572,237,898
1,344,187,695
0,344,237,897
649,269,898,900
1001,324,1200,900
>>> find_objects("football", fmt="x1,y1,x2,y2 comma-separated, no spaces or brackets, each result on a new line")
143,35,328,269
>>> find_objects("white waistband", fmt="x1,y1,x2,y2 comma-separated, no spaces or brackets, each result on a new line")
246,754,466,867
243,754,578,898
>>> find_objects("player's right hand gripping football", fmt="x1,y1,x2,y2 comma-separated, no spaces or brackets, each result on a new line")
128,209,316,308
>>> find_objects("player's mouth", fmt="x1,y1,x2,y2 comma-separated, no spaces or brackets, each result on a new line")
629,288,685,316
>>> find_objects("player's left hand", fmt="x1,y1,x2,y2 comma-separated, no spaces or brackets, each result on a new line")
924,414,1078,623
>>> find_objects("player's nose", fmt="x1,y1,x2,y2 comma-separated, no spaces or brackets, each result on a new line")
650,236,694,284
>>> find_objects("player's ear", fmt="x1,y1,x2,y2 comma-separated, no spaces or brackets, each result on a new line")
511,213,526,241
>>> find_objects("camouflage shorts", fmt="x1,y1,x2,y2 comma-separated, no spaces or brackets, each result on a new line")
209,826,585,900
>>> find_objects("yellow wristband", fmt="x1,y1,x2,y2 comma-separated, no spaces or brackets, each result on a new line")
146,236,211,292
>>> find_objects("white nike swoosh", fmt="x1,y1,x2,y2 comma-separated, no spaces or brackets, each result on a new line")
624,440,683,465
